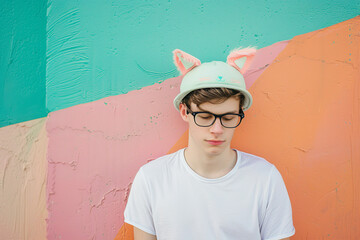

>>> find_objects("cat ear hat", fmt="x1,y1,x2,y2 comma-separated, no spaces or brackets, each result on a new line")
173,47,255,111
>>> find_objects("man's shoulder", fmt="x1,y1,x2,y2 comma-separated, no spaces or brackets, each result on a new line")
235,149,275,173
140,148,184,175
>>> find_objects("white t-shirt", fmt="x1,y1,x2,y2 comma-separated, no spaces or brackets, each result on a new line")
124,148,295,240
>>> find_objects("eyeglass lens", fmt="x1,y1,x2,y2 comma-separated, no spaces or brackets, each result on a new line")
194,112,241,128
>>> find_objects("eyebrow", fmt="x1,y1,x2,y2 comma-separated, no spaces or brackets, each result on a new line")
197,105,239,114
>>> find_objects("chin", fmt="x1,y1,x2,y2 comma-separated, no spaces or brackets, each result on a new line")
204,145,227,156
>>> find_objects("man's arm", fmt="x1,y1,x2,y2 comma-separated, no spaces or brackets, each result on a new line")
134,226,157,240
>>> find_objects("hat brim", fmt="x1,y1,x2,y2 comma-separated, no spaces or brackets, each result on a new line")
173,86,253,111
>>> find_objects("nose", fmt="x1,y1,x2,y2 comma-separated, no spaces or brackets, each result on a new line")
210,117,224,134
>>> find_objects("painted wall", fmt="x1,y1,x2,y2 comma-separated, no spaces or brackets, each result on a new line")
0,0,47,128
116,17,360,239
0,1,360,240
46,76,187,239
1,0,358,127
0,118,48,239
46,0,360,113
45,39,289,239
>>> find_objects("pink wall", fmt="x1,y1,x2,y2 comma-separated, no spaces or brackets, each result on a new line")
46,37,289,239
1,16,359,240
46,77,187,239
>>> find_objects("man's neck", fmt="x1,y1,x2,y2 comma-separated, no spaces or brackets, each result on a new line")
184,145,237,179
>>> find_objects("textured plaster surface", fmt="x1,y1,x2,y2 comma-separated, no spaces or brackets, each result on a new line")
46,0,360,113
169,16,360,240
244,40,289,88
0,0,47,128
114,25,291,240
1,0,358,128
46,76,186,240
0,118,48,240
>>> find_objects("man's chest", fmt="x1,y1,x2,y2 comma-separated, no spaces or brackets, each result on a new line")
151,177,264,240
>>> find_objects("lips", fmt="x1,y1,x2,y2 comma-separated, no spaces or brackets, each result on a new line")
206,140,225,146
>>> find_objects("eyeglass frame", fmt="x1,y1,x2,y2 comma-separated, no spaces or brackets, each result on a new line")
186,108,245,128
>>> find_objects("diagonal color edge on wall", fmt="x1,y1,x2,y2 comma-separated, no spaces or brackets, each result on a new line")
46,76,187,239
45,1,360,113
2,1,358,129
115,15,360,240
232,16,360,239
114,29,291,240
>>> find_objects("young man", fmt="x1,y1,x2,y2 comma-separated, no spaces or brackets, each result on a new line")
124,48,295,240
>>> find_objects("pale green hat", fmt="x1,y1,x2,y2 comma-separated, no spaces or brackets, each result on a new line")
172,48,256,111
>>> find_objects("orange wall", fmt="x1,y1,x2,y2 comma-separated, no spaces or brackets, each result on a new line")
116,16,360,240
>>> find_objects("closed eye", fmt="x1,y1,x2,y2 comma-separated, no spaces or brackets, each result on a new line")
198,115,212,119
223,117,235,121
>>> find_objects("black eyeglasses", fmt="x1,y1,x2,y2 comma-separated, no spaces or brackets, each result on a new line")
186,108,245,128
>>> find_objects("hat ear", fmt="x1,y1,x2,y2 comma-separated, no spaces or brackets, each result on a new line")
173,49,201,75
227,47,256,74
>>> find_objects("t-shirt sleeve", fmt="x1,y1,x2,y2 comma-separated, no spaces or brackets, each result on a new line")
124,167,156,235
260,165,295,240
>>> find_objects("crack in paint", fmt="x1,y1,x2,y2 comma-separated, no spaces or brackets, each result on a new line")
135,62,177,77
123,182,132,204
294,146,309,153
48,160,78,170
275,53,357,68
90,187,126,212
48,125,143,142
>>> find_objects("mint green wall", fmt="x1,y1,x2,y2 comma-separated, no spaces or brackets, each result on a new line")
45,0,360,112
1,0,359,127
0,0,47,128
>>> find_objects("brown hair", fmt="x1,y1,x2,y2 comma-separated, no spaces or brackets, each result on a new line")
181,88,245,110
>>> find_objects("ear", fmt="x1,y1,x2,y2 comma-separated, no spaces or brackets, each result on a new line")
226,47,256,74
179,103,189,123
173,49,201,75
